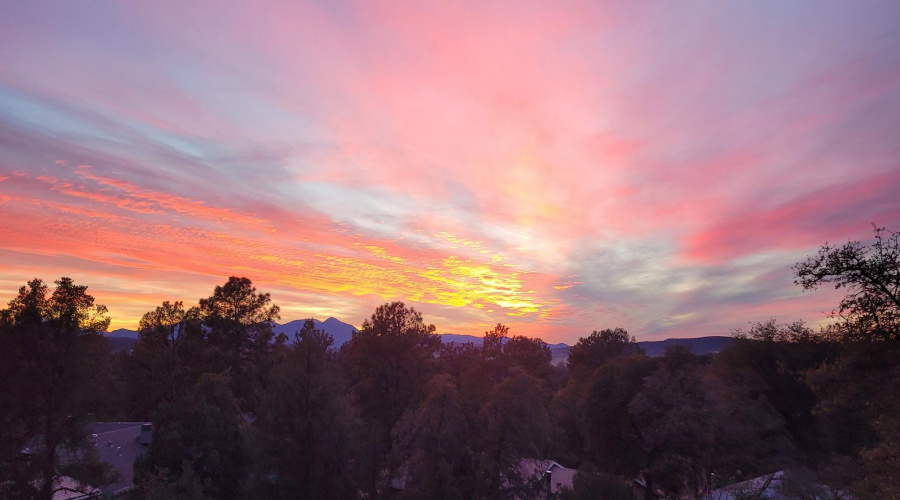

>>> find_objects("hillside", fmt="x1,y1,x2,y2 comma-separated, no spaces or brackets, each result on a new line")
637,336,734,357
104,317,359,353
104,322,732,360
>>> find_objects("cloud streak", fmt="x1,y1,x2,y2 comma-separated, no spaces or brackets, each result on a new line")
1,1,899,342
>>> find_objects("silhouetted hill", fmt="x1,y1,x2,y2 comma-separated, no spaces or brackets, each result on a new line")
546,337,732,362
438,333,572,365
438,333,569,349
439,333,486,345
109,328,139,339
103,317,359,352
107,336,138,353
438,333,732,363
637,336,733,357
103,322,731,359
105,329,139,352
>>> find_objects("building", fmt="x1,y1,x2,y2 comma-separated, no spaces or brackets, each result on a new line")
709,471,851,500
516,459,577,498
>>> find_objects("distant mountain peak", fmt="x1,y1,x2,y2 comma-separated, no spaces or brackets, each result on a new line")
108,328,139,339
271,317,357,345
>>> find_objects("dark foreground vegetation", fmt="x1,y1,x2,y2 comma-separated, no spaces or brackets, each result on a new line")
1,227,898,499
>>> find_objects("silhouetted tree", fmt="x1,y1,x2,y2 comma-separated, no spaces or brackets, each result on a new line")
785,226,900,493
134,374,246,500
567,328,643,380
339,301,440,494
436,340,482,380
483,323,509,361
477,368,552,500
456,324,511,408
392,374,470,500
503,335,553,381
706,352,798,487
554,328,650,473
0,278,116,500
852,403,900,499
555,353,655,475
125,301,205,419
199,277,280,413
732,318,818,343
803,341,900,494
629,347,714,499
251,320,357,499
723,320,838,454
794,225,900,341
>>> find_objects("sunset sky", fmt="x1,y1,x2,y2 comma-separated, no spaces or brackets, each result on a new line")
2,1,899,343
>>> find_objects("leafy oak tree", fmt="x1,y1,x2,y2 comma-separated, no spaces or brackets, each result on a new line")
629,347,715,499
476,367,553,500
554,327,650,472
503,335,553,381
566,328,643,381
793,225,900,341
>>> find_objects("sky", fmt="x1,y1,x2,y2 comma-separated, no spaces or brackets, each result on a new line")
1,1,899,343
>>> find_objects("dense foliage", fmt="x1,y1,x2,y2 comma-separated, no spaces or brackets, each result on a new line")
1,227,899,499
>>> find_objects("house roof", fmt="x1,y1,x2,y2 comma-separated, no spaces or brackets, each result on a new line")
51,476,99,500
547,465,576,494
710,471,786,500
516,459,577,494
710,471,851,500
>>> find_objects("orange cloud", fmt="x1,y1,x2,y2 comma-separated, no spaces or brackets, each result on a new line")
1,168,568,331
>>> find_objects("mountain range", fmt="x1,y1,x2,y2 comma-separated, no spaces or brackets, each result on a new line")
104,318,733,362
272,317,358,346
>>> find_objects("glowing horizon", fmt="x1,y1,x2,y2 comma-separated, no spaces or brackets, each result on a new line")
2,1,899,343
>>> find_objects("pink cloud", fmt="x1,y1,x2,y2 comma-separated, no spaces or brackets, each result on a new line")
1,166,574,331
2,1,900,341
681,169,900,263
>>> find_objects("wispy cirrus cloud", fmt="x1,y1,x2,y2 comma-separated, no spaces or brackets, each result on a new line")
1,1,899,342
